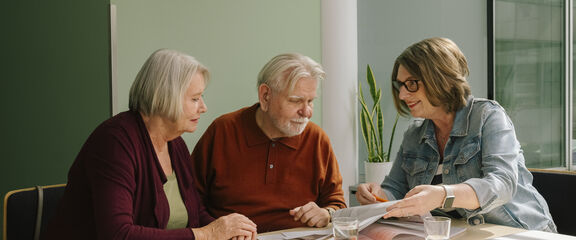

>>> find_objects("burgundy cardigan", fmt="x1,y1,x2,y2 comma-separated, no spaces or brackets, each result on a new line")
44,111,214,240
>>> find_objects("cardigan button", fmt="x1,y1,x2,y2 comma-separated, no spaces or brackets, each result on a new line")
270,164,274,169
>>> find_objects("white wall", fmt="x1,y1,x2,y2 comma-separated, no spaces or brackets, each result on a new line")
357,0,488,180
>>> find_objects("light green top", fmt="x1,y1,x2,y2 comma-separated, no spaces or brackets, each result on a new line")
163,171,189,229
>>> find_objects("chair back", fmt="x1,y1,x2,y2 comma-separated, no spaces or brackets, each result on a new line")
530,169,576,236
3,184,66,240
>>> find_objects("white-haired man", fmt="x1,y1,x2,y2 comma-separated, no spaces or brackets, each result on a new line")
192,53,346,233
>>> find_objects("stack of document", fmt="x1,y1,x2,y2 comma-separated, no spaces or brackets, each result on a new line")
258,201,397,240
331,201,398,231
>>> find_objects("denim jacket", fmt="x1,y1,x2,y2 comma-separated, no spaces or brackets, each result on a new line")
382,97,556,232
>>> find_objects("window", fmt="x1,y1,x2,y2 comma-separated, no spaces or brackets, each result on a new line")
491,0,573,170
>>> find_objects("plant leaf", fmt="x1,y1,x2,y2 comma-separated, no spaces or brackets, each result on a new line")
358,83,374,157
360,95,379,161
360,64,399,163
376,99,384,159
385,114,400,162
367,65,378,101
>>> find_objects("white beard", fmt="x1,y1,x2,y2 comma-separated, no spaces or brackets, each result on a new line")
275,117,309,137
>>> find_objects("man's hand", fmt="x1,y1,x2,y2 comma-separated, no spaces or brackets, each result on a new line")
289,202,331,227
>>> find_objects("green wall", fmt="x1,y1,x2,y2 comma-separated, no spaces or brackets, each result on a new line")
111,0,322,148
0,0,111,235
0,0,321,235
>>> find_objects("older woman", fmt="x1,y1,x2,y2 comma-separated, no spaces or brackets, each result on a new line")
45,49,257,239
355,38,556,232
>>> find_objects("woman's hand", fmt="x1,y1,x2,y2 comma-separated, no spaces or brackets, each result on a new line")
383,185,444,218
192,213,257,240
355,183,388,205
289,202,331,227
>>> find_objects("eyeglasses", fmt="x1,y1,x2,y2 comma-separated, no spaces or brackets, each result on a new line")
392,80,421,93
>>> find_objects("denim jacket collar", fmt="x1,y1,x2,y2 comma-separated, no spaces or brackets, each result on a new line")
418,95,475,143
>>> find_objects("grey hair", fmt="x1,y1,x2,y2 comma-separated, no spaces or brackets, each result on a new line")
257,53,325,93
129,49,209,121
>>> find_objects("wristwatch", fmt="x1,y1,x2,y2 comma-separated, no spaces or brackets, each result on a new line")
441,185,455,209
326,207,336,218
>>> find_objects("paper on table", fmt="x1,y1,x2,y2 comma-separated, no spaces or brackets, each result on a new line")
492,230,576,240
257,233,284,240
331,200,398,231
257,228,332,240
257,201,397,240
281,228,332,239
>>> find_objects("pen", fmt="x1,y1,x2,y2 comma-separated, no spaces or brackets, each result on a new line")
373,194,388,202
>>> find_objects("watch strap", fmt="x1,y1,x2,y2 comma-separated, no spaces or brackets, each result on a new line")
441,185,455,209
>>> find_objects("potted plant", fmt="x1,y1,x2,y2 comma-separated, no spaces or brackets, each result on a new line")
359,64,399,183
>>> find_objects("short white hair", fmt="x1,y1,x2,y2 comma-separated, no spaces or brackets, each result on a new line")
129,49,209,121
257,53,324,93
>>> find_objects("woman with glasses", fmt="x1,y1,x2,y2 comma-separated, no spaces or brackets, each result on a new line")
355,37,556,232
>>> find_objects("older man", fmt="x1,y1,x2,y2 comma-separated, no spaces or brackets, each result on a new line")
191,53,346,233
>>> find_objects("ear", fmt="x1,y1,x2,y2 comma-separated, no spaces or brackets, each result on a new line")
258,84,271,112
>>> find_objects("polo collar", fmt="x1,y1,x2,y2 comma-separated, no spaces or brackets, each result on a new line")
241,103,301,150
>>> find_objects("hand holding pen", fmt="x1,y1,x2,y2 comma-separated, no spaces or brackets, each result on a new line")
355,182,389,204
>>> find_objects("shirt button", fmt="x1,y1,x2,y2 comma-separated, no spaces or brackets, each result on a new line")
271,143,276,147
270,164,274,169
443,169,450,174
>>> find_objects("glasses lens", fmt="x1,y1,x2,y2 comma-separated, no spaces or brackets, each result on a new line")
406,80,419,92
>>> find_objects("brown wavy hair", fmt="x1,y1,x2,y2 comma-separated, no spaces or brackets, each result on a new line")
391,37,471,116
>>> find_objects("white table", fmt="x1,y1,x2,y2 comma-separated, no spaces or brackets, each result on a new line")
259,220,575,239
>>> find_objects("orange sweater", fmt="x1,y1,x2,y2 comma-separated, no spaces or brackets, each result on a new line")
191,104,346,233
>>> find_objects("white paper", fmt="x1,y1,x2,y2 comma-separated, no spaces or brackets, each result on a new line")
257,233,285,240
331,200,398,231
492,230,576,240
258,201,397,240
281,228,332,239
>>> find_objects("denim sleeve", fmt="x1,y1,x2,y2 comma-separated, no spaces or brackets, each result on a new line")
381,145,410,201
463,106,520,216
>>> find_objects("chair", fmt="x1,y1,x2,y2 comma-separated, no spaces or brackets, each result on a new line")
3,184,66,240
529,169,576,236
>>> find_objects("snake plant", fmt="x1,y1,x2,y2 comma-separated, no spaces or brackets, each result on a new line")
359,64,399,162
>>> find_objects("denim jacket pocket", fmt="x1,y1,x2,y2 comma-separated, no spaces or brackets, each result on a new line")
401,155,430,187
453,141,482,179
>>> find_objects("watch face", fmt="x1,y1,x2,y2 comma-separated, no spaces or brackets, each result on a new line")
443,197,455,209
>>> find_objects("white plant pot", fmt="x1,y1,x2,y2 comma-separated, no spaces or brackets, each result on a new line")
364,161,393,184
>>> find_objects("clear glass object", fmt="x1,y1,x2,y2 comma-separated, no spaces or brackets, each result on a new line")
423,216,451,240
332,217,359,240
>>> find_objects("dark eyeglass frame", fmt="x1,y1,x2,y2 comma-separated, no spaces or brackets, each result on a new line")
392,79,421,93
